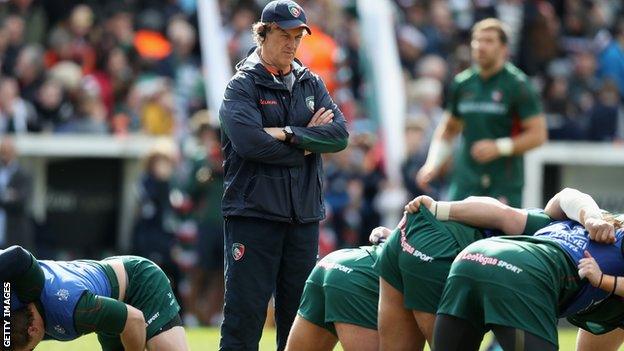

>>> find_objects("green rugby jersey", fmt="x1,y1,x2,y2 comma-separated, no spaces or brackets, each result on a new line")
447,62,542,193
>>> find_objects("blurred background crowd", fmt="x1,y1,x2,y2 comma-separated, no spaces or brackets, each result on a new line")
0,0,622,326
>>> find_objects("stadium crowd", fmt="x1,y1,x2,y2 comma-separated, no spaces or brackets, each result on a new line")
0,0,622,327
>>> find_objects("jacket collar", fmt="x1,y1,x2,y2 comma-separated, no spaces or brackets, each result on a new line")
236,47,311,89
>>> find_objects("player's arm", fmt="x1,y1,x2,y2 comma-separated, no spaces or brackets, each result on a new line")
220,77,306,167
579,251,624,298
508,114,547,155
472,75,547,163
0,245,44,302
404,195,546,235
545,187,614,243
470,114,547,163
506,78,547,155
75,292,146,350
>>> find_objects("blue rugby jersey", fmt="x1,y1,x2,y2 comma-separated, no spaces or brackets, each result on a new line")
38,260,111,340
532,220,624,317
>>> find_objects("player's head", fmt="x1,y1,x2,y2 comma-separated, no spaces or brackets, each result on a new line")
253,0,311,70
5,303,45,351
471,18,509,70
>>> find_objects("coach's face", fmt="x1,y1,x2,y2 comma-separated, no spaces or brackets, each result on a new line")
263,24,305,71
471,29,506,70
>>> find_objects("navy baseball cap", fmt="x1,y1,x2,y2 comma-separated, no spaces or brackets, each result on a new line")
261,0,311,35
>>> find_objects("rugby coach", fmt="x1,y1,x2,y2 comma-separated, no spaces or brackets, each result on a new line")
218,1,348,350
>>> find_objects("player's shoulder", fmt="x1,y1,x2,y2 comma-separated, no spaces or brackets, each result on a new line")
502,63,531,85
453,67,478,85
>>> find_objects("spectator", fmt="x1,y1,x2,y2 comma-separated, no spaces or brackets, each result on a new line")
401,118,428,199
297,24,339,94
33,79,73,131
569,50,601,113
182,110,224,326
44,27,73,69
544,76,586,141
103,5,135,50
66,4,97,74
132,140,183,310
224,5,256,66
597,20,624,99
14,44,45,103
587,80,621,141
406,77,444,149
0,0,47,45
1,14,24,76
0,137,33,250
167,17,204,125
85,47,131,118
55,94,108,134
416,54,448,83
0,76,38,133
137,78,176,136
397,24,427,77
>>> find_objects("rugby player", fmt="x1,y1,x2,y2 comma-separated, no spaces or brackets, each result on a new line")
375,187,613,350
1,248,188,351
285,226,391,351
433,191,623,350
417,18,547,207
289,188,606,350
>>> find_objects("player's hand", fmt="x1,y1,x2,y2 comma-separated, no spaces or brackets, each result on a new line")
585,216,616,244
471,139,500,163
369,226,392,244
405,195,435,213
307,107,334,127
416,164,437,193
578,251,603,287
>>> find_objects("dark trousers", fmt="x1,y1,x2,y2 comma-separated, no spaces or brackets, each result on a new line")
219,216,319,351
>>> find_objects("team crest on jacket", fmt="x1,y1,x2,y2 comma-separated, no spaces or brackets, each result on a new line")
55,289,69,301
232,243,245,261
289,5,301,18
306,96,315,112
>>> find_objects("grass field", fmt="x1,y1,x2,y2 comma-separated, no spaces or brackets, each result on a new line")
33,327,619,350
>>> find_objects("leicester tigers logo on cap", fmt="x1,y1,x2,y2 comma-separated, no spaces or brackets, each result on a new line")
289,4,301,18
232,243,245,261
306,96,314,112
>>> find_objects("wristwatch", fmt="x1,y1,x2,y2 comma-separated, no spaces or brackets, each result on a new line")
282,126,294,143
